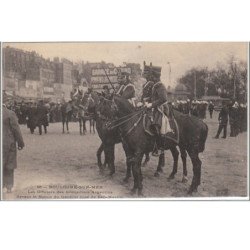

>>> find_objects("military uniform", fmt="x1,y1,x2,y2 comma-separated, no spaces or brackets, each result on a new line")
141,81,154,103
151,81,168,127
142,63,172,155
117,83,136,106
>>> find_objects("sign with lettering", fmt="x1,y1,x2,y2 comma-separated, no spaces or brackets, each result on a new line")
91,67,131,84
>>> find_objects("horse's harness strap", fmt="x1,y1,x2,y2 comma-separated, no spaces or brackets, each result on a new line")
123,113,143,136
109,110,144,130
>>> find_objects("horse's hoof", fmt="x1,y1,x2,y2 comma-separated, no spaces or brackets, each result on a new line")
182,176,188,183
130,188,137,195
109,171,115,176
99,169,105,175
187,186,197,195
158,168,163,173
123,177,129,183
138,190,144,197
154,172,160,177
167,174,175,180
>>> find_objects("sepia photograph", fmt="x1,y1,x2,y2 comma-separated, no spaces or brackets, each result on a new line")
1,42,248,200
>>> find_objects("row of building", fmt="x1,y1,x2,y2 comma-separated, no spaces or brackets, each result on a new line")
3,47,138,102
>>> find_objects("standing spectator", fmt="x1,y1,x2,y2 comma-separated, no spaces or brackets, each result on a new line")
36,100,49,135
214,102,229,139
2,104,25,193
229,102,239,137
208,101,214,119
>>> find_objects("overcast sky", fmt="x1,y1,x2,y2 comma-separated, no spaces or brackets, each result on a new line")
4,42,248,87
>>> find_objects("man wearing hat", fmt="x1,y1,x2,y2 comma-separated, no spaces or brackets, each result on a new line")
117,71,136,106
102,85,111,99
214,101,229,139
2,102,25,193
143,63,172,156
141,62,155,104
36,100,49,135
208,101,214,119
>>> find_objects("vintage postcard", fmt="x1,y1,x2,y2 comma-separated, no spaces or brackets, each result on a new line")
1,42,248,200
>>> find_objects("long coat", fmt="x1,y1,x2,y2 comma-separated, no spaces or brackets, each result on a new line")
27,106,37,130
36,105,49,126
219,106,229,125
151,82,168,126
3,106,25,170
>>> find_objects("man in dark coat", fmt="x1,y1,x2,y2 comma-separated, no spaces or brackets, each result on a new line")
3,105,25,193
143,64,170,156
208,101,214,119
214,102,229,139
26,102,37,134
36,100,49,135
229,102,239,137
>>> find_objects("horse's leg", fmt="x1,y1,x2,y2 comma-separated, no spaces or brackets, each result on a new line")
122,142,132,183
38,125,42,135
136,152,144,196
187,148,202,194
180,147,188,183
154,151,165,177
167,146,179,180
62,117,65,133
142,152,150,167
103,144,115,176
66,119,69,133
108,144,115,176
44,125,47,134
89,120,92,134
93,120,96,134
97,143,104,171
84,120,87,134
79,119,82,135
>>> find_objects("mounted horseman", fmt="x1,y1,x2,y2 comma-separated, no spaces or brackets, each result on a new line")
142,62,175,156
117,71,136,107
110,61,208,195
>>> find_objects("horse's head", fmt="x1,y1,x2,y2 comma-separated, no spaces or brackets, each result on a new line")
96,96,117,120
113,95,135,117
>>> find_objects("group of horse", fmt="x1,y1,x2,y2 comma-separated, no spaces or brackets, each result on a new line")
70,91,209,196
60,93,97,135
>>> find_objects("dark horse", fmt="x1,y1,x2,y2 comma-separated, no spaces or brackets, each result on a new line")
96,96,188,183
112,95,208,196
95,95,150,177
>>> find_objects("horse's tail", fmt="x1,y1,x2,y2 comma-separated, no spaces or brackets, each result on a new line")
199,123,208,153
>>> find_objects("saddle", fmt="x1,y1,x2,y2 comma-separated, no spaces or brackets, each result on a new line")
143,104,180,144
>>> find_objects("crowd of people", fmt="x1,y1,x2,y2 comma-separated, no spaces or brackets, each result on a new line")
214,101,247,139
